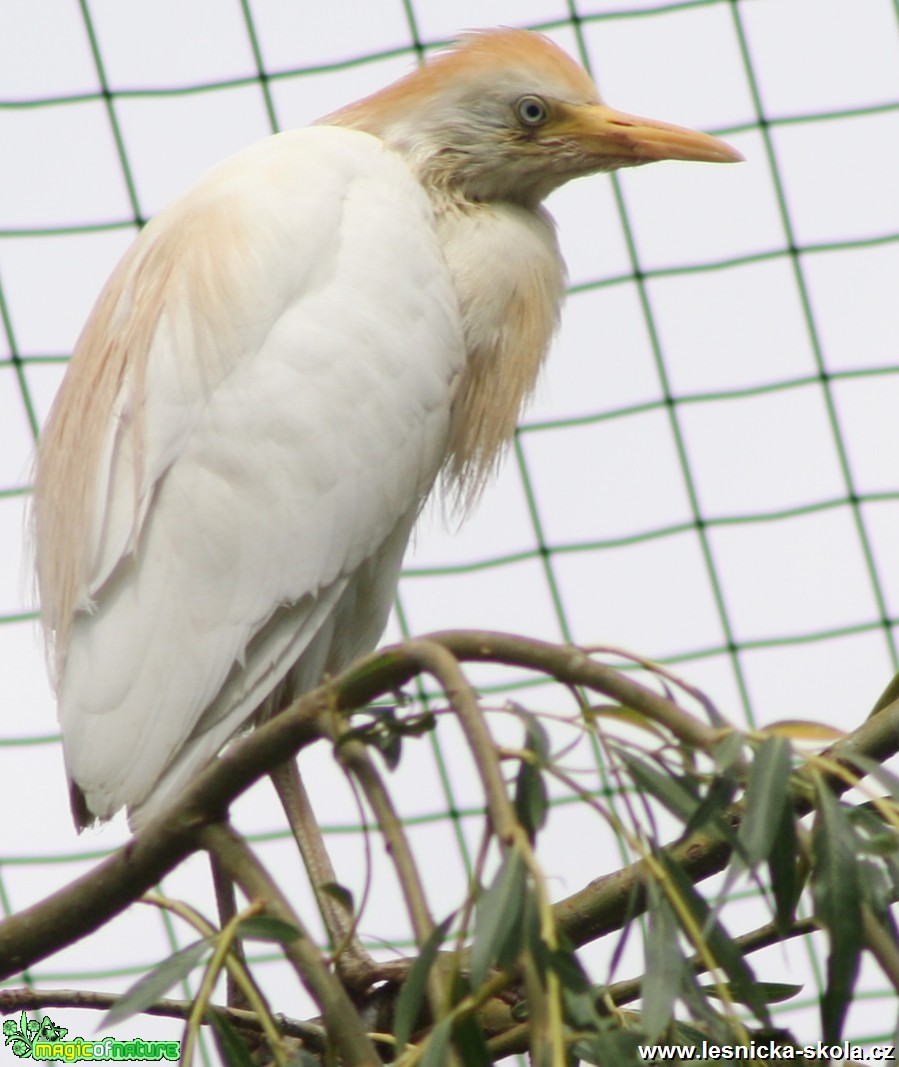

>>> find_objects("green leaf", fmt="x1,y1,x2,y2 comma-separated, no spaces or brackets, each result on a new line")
658,853,771,1028
512,711,551,842
572,1030,641,1067
710,730,745,773
739,736,792,866
514,758,548,842
683,772,739,843
470,850,526,987
451,1015,491,1067
840,750,899,807
848,803,899,855
668,1019,709,1048
641,876,684,1039
236,916,302,945
542,937,591,995
419,1017,452,1067
703,981,802,1005
206,1010,256,1067
812,775,862,1043
616,751,700,827
101,937,215,1028
394,913,454,1053
858,858,894,917
678,967,732,1043
535,937,601,1032
767,799,800,933
607,880,643,986
516,709,550,762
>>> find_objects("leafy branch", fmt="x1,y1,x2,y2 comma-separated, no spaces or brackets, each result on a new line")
1,630,898,1064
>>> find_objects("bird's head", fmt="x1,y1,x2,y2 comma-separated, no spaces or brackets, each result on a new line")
325,28,742,206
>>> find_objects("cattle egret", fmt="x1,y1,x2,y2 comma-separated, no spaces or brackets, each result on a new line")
33,29,741,832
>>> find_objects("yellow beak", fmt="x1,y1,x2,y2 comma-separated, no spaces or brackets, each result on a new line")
565,103,743,165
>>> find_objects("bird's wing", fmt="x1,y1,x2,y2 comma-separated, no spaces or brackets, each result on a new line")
36,126,464,821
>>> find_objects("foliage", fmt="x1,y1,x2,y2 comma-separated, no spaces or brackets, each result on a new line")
1,631,898,1065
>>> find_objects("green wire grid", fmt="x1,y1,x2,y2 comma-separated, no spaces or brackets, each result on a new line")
2,0,898,1057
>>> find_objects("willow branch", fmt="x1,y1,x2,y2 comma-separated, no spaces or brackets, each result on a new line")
425,631,722,751
553,689,899,951
3,630,898,994
198,822,380,1067
404,640,520,846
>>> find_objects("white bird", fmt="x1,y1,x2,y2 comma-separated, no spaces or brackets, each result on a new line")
33,29,740,831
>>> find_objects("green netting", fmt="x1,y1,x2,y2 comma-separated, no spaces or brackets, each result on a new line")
2,0,898,1055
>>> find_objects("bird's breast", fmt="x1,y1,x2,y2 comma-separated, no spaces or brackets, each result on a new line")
434,199,567,499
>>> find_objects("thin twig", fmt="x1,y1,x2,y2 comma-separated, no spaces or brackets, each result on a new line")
209,852,249,1011
271,757,376,986
198,822,380,1067
426,631,722,752
403,640,519,845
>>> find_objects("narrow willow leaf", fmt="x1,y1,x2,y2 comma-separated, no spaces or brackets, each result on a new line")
683,773,739,843
607,880,642,985
101,938,214,1028
419,1017,452,1067
641,876,684,1039
678,967,732,1042
451,1015,491,1067
573,1030,640,1067
536,939,599,1031
659,853,771,1028
669,1020,709,1048
617,751,700,826
207,1010,256,1067
812,775,862,1042
394,913,454,1053
711,731,745,774
858,858,894,917
739,735,792,866
510,879,541,978
839,749,899,806
703,981,802,1005
514,758,548,841
470,851,526,987
588,704,668,742
236,916,301,945
516,709,550,763
542,937,591,994
763,721,845,742
767,801,800,934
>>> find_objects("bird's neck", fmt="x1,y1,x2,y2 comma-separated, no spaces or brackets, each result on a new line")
434,197,566,506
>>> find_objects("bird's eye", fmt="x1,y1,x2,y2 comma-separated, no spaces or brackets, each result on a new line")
515,95,550,127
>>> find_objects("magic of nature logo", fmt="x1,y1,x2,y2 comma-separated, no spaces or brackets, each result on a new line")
3,1013,180,1061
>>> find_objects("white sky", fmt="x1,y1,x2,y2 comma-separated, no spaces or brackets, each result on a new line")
1,0,898,1056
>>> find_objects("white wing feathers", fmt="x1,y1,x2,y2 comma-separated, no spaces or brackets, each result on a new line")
46,127,464,823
